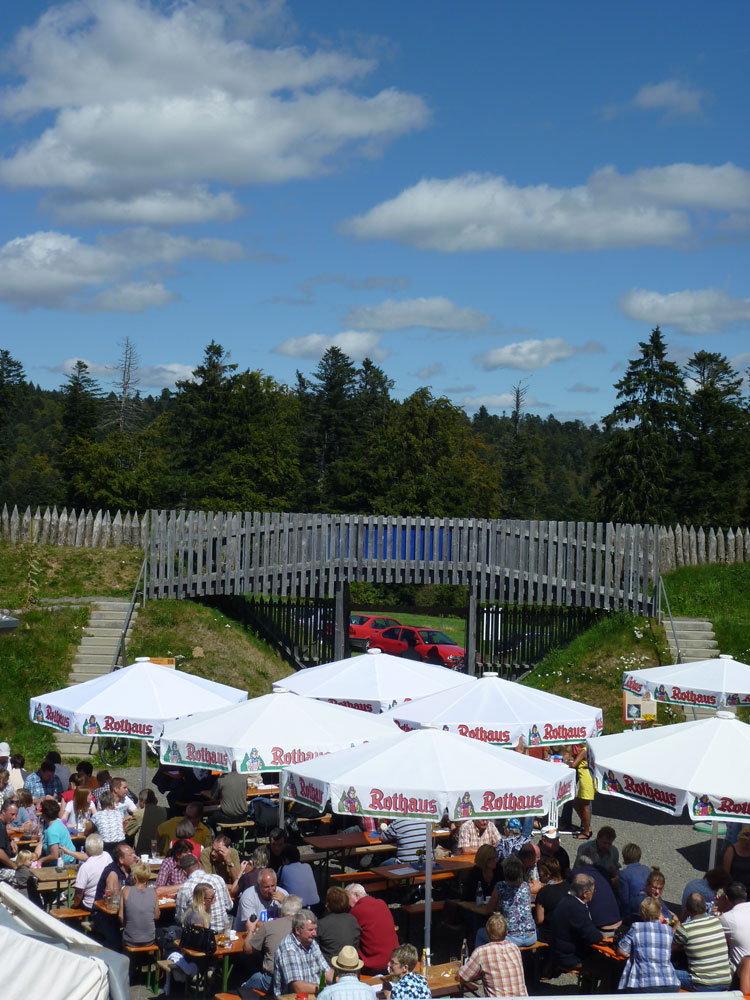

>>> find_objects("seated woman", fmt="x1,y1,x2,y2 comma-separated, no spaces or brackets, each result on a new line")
385,944,431,1000
119,861,160,948
629,867,677,926
0,770,14,807
155,839,193,893
278,844,320,909
172,819,201,860
317,886,361,964
61,773,81,805
33,799,87,866
63,786,96,833
460,844,498,904
9,789,37,833
86,790,126,852
124,788,158,843
534,858,568,942
616,896,680,993
473,856,537,948
0,849,42,905
161,882,216,987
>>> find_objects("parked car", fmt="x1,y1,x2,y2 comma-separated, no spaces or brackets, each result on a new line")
349,613,402,651
371,625,465,670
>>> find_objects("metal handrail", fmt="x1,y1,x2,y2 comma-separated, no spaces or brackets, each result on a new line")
109,553,148,672
656,576,682,663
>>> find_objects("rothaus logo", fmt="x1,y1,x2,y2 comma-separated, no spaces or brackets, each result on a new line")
457,724,511,744
103,717,154,736
622,774,677,808
368,788,439,817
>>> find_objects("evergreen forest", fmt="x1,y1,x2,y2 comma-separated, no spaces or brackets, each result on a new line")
1,328,748,526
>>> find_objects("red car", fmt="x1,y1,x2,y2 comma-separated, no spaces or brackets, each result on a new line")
349,613,402,651
371,625,465,670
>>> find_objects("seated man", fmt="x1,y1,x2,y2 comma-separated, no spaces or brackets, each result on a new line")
574,849,621,932
267,827,287,873
320,946,371,1000
242,893,302,995
619,842,650,918
23,760,63,803
175,853,233,932
272,908,333,997
380,818,432,865
496,818,530,860
92,842,137,951
346,883,399,974
207,764,250,829
539,826,571,878
718,882,750,992
72,834,112,911
199,834,240,885
672,892,731,992
157,801,212,854
458,913,528,997
574,825,620,880
548,873,603,972
278,844,320,908
0,799,18,869
517,842,542,895
681,866,730,920
235,866,288,931
387,944,432,1000
456,817,500,854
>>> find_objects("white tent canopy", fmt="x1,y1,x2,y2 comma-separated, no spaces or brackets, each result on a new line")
159,690,398,773
272,648,474,713
588,712,750,867
623,653,750,710
283,727,574,962
282,726,575,823
30,656,247,739
389,673,603,747
0,883,129,1000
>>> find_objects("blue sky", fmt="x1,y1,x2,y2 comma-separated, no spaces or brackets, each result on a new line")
1,0,748,422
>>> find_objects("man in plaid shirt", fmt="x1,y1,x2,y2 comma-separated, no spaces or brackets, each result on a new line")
175,854,232,932
458,913,528,997
273,909,333,996
457,818,501,853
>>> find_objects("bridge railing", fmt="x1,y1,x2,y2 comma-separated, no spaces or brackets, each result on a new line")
144,511,660,613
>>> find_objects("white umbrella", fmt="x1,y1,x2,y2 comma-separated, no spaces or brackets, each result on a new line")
272,648,475,713
281,727,575,961
588,711,750,866
623,653,750,713
30,657,248,786
158,690,398,773
389,672,603,747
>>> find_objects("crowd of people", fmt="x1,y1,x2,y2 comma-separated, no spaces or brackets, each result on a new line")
0,743,749,997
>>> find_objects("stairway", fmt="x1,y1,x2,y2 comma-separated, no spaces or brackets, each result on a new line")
665,616,719,664
56,598,137,759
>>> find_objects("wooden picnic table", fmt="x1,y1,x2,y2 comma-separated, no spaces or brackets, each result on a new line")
36,867,77,907
178,929,246,993
363,960,470,998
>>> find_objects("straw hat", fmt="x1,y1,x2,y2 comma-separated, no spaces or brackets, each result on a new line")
331,946,364,973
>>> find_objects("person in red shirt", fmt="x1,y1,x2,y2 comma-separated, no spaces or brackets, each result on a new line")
346,883,399,974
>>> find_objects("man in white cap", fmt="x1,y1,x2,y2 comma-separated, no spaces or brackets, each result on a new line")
539,826,571,877
319,946,370,1000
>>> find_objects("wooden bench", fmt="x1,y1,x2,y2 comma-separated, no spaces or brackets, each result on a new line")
50,906,89,923
400,900,445,944
124,943,161,994
216,819,256,851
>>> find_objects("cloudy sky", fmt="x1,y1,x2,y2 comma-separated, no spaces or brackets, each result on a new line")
1,0,748,420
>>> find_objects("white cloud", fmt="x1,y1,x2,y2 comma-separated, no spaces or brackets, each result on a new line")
567,382,600,394
0,228,241,311
618,287,750,335
271,330,388,361
345,163,750,253
0,0,428,224
51,187,242,225
414,363,444,379
474,338,604,372
344,296,491,332
633,79,706,117
462,392,544,411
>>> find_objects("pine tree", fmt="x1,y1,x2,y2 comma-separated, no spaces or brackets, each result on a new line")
678,351,748,524
595,327,686,524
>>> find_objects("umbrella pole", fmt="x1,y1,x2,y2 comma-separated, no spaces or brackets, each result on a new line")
140,739,147,791
278,776,285,829
423,822,433,966
709,822,719,869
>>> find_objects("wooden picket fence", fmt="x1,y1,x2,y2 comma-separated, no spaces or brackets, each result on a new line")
3,504,749,613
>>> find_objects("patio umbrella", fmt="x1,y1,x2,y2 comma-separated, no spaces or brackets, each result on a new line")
158,690,398,773
30,657,248,786
587,711,750,866
388,672,603,747
272,648,475,713
281,726,575,960
622,653,750,714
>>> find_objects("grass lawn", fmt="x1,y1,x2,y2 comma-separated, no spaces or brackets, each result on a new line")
661,561,750,661
390,611,466,645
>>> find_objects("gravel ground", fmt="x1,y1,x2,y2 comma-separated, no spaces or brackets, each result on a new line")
116,764,718,998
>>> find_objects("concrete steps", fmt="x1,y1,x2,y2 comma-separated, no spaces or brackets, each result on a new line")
56,598,137,759
664,616,719,663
